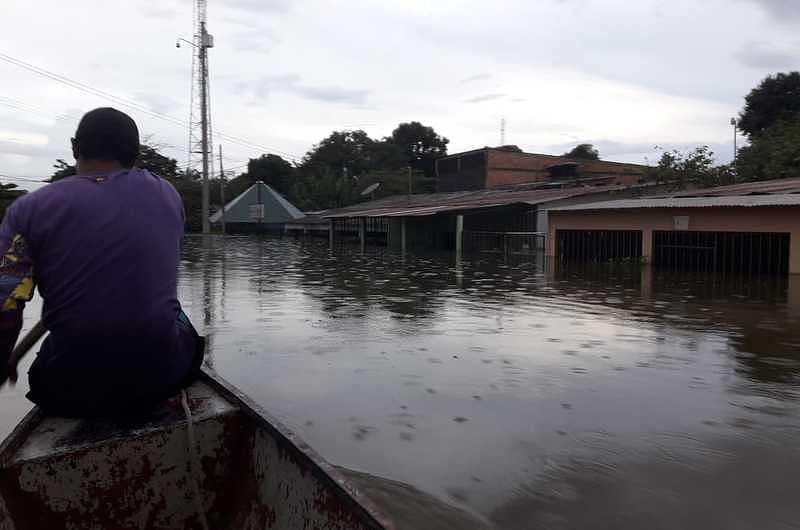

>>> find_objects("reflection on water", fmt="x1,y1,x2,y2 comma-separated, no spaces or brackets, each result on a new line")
177,235,800,530
3,234,800,529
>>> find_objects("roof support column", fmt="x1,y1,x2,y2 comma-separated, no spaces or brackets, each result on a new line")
401,217,407,256
455,214,463,258
641,228,653,264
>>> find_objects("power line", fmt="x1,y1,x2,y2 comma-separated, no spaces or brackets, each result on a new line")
0,174,49,184
0,51,303,163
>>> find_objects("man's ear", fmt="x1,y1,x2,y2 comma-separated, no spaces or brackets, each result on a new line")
71,138,79,160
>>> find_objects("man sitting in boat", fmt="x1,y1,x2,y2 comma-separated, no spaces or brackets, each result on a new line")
0,107,203,416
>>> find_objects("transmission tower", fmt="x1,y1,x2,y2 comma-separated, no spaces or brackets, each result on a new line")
186,0,214,234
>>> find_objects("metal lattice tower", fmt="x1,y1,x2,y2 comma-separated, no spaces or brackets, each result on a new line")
186,0,214,234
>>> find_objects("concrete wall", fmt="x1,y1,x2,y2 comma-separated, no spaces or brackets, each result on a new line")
546,206,800,273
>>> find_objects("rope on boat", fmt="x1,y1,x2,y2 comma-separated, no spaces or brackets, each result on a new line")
181,389,211,530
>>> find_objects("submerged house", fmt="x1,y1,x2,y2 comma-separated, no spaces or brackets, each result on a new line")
210,181,305,233
547,177,800,275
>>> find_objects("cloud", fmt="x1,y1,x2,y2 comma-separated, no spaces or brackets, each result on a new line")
744,0,800,20
464,93,506,103
218,0,293,13
734,41,798,69
238,75,369,105
138,5,181,20
134,93,180,115
231,29,281,52
460,73,492,83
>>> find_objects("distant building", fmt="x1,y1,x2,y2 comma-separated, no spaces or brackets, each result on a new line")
210,181,305,233
436,147,647,192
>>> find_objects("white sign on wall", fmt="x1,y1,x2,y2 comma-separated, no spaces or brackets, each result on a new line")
673,216,689,230
250,204,265,221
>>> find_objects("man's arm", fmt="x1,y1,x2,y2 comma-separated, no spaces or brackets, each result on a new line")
0,208,36,387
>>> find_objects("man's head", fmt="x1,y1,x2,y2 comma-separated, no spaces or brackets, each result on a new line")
71,108,140,173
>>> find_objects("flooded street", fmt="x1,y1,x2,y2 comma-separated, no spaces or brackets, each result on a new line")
4,234,800,529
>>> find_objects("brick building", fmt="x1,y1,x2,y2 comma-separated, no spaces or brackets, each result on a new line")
436,147,648,192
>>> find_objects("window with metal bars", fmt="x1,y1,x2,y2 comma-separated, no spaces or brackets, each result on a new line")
653,231,789,275
556,230,642,262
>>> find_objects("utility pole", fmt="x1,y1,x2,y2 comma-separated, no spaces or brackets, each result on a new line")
218,144,226,235
500,118,506,146
199,20,211,234
730,117,738,164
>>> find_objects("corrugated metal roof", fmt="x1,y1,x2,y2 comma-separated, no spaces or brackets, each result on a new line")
551,194,800,211
666,177,800,198
323,184,633,218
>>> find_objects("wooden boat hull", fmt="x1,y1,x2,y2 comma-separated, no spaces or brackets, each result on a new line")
0,370,393,529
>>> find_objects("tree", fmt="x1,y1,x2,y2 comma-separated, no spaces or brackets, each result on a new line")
736,118,800,182
50,159,76,181
738,72,800,138
647,146,733,190
242,154,294,195
301,130,377,178
388,121,449,177
564,143,600,160
137,143,182,179
290,169,359,211
0,183,26,221
495,145,523,153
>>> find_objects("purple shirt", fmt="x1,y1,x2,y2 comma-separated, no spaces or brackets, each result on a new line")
0,168,186,354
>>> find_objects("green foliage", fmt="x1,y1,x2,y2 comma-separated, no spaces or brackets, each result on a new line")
290,169,359,211
495,145,523,153
738,72,800,138
736,118,800,182
648,146,734,190
50,159,76,181
388,121,449,177
301,130,377,178
137,143,182,179
0,182,26,221
564,143,600,160
242,154,294,195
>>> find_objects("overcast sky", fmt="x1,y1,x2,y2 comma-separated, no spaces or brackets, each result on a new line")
1,0,798,186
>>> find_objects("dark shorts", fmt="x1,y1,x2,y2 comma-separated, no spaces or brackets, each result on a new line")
27,312,205,417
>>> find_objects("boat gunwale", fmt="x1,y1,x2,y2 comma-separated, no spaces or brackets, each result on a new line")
200,368,395,530
0,370,395,530
0,408,42,468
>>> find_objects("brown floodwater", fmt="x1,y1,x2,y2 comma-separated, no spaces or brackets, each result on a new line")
3,235,800,529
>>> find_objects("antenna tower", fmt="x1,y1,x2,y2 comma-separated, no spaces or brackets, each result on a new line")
187,0,214,233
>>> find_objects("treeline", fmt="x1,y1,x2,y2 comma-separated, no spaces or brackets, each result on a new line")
226,121,448,212
647,71,800,189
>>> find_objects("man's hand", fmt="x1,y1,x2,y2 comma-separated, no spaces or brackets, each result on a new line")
1,320,46,389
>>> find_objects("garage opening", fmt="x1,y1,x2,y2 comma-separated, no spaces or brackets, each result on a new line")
556,229,642,262
653,231,789,275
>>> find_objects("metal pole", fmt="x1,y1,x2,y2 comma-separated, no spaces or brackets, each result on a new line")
407,166,412,202
731,117,738,164
218,144,226,235
200,21,210,234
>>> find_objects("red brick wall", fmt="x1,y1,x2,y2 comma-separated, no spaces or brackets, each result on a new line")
485,150,644,189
